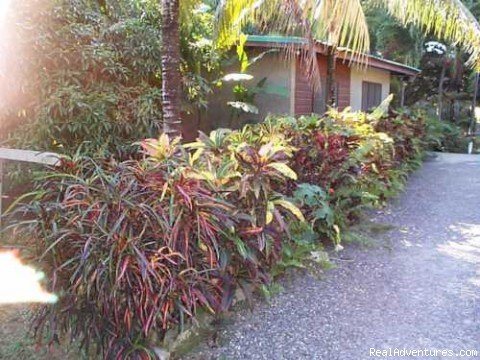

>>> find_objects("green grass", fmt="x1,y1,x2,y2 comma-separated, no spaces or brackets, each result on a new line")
343,218,396,248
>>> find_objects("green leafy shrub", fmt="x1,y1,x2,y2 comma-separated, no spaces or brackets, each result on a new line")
424,113,470,152
186,126,304,300
409,104,473,153
264,107,427,245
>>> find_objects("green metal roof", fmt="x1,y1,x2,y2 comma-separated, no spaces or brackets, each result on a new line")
367,54,420,74
247,34,307,44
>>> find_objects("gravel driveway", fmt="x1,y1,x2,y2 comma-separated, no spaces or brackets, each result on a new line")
187,153,480,360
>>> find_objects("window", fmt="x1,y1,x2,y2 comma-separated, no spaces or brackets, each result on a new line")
362,81,382,111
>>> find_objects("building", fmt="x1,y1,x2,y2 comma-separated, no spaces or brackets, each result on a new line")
204,35,419,130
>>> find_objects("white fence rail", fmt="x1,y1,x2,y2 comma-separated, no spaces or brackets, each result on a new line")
0,148,60,166
0,148,61,228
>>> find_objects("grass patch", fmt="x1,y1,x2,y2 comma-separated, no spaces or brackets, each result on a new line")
343,219,396,248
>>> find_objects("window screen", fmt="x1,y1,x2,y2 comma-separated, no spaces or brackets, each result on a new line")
361,81,382,111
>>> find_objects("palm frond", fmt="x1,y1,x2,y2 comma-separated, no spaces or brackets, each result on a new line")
215,0,371,90
214,0,320,89
311,0,370,64
377,0,480,70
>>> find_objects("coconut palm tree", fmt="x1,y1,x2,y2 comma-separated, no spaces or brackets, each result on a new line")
161,0,480,135
161,0,181,137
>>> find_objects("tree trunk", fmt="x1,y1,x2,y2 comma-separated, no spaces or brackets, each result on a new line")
437,59,447,121
325,47,337,108
161,0,182,137
470,72,479,135
452,48,464,93
451,48,464,122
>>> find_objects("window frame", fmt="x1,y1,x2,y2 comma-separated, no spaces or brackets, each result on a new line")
361,81,382,111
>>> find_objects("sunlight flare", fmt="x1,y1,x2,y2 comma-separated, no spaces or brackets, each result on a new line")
0,251,57,304
0,0,10,20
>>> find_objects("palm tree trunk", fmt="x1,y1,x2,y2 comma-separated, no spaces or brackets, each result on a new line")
325,47,337,108
161,0,182,137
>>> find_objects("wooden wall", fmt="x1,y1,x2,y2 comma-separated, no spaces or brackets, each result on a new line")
294,58,315,115
336,61,351,111
294,56,351,115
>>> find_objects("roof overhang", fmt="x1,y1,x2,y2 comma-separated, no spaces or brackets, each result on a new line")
246,35,420,77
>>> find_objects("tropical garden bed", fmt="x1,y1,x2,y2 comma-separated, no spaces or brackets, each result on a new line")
5,106,428,359
2,1,480,359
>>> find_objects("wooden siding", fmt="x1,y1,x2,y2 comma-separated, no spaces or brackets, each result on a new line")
294,58,314,115
336,61,351,111
294,56,351,115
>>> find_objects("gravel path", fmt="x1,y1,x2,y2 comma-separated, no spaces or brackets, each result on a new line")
188,153,480,360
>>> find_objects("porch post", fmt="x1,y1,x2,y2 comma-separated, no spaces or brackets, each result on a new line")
325,47,337,108
400,78,406,107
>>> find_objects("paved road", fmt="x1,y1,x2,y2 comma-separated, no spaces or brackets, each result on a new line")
189,153,480,360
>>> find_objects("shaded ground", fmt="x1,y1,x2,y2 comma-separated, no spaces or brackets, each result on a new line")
0,304,78,359
189,153,480,359
0,228,80,359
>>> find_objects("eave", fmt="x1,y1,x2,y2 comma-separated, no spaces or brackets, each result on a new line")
246,35,420,77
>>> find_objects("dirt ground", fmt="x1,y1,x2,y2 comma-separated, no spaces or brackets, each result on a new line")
0,305,80,360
